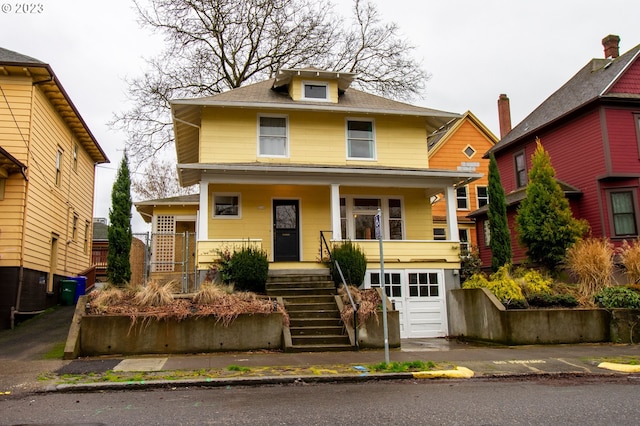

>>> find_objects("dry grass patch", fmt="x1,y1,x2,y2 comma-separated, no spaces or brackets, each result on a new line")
87,280,288,326
619,239,640,284
565,238,614,304
338,286,382,328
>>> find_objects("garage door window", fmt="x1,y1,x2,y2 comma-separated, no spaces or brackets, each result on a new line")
408,272,439,297
370,272,402,297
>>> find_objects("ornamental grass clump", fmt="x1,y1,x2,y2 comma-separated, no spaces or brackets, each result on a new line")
619,239,640,284
133,280,175,307
338,285,381,328
565,238,614,303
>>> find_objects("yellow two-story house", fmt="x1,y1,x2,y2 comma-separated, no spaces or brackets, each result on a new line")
143,69,480,338
0,47,108,329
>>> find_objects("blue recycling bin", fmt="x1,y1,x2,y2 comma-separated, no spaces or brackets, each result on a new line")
71,276,87,304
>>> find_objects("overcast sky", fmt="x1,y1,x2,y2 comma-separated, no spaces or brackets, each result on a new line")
2,0,640,233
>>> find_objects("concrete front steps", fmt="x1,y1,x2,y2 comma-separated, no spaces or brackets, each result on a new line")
266,270,354,352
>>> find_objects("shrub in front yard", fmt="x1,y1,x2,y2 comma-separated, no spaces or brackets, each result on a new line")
227,246,269,293
329,241,367,286
526,292,578,308
463,265,525,307
595,286,640,309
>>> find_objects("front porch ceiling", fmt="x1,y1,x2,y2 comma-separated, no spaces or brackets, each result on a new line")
178,163,480,190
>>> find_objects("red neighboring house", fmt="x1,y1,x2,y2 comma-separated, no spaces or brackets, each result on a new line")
470,35,640,268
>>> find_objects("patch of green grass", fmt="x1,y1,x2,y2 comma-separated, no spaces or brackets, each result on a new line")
367,360,436,373
42,341,65,360
597,356,640,365
227,365,251,372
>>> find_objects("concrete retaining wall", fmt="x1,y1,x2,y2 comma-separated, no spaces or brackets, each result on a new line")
449,288,611,345
78,312,284,356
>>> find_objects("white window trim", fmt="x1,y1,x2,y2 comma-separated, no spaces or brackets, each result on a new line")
340,195,404,240
257,114,289,158
301,81,330,102
213,192,242,219
345,118,377,161
456,185,469,211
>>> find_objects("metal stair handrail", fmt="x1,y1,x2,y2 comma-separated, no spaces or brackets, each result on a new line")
320,231,358,350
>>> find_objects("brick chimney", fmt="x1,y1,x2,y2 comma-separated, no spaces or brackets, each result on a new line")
602,34,620,59
497,94,512,139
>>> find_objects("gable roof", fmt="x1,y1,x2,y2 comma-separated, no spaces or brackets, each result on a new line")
0,47,108,164
428,110,498,157
489,41,640,156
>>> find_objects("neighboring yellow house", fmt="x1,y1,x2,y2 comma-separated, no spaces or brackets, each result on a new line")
428,111,498,252
0,47,108,329
140,68,480,338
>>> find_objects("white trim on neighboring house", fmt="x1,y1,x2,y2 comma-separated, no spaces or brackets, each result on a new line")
446,186,459,242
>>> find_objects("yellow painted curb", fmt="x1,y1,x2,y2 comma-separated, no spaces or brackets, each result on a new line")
598,362,640,373
412,366,474,379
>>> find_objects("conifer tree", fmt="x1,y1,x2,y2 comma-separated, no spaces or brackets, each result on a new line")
107,153,133,286
488,153,512,272
515,140,589,272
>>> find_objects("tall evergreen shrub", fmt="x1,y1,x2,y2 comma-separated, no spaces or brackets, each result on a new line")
515,140,589,273
487,152,512,272
107,153,133,286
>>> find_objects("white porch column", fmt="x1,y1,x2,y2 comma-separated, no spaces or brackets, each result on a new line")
199,181,209,239
330,184,341,240
445,185,460,242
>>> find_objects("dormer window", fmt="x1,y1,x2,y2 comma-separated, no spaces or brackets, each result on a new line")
302,81,329,101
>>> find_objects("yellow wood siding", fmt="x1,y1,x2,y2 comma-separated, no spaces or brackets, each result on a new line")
200,108,429,169
0,78,31,267
289,76,338,103
15,86,96,276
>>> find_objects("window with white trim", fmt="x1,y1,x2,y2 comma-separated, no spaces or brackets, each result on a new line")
408,272,439,297
258,116,288,157
370,272,402,297
55,148,63,187
459,229,470,252
347,119,375,160
515,150,527,188
340,196,404,240
213,193,241,218
434,228,446,240
302,81,329,101
477,186,489,208
610,191,638,237
456,186,469,210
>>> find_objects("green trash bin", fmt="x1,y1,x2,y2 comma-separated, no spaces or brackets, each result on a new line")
60,280,77,306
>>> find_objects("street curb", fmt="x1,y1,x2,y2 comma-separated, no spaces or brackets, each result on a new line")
42,369,637,393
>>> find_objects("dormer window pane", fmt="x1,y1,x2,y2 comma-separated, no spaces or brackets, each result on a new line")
304,84,327,99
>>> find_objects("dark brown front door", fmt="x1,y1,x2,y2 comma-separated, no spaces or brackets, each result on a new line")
273,199,299,262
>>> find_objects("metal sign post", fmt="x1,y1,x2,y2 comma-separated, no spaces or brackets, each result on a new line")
375,209,390,365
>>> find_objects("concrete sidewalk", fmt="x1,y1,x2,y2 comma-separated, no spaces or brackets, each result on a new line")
2,305,640,396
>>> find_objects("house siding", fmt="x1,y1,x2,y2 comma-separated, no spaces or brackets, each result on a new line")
609,58,640,93
606,108,640,172
200,108,430,169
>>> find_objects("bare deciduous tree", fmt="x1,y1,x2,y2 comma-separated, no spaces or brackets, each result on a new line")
131,160,197,200
114,0,429,195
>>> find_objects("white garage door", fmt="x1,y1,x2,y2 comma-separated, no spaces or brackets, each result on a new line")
365,269,447,338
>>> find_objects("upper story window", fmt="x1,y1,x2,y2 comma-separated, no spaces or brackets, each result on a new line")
515,150,527,188
610,190,638,237
55,148,63,187
73,144,79,172
347,119,375,160
213,193,241,218
258,116,288,157
302,81,329,101
72,213,78,240
477,186,489,208
456,186,469,210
